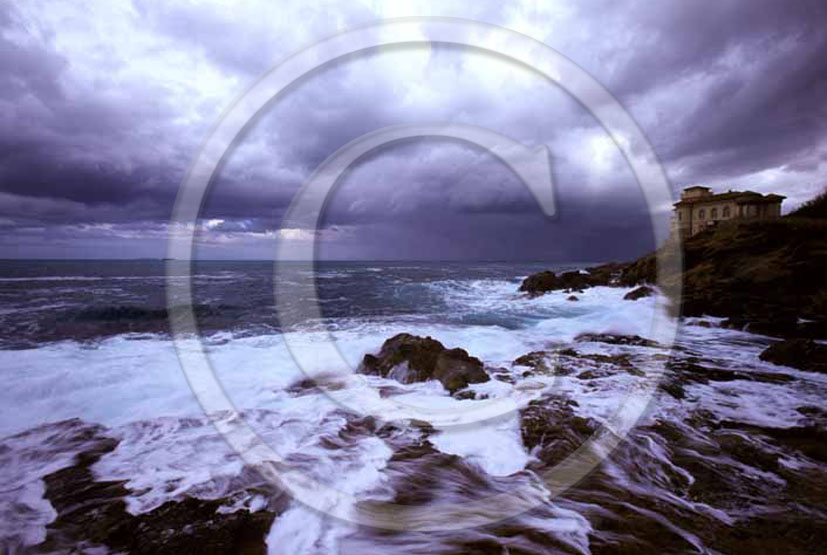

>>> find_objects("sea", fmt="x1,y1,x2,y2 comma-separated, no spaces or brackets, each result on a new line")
1,260,824,553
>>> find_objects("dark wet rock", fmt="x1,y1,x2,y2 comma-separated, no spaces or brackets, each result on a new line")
513,350,576,376
714,431,781,473
583,262,627,286
718,420,827,465
452,390,476,400
616,416,827,555
285,373,350,396
536,346,643,378
711,515,827,555
575,351,634,370
351,439,583,554
360,333,489,394
318,412,416,451
491,369,516,384
659,379,686,400
797,406,827,428
520,396,601,467
34,421,283,555
519,268,611,296
575,333,660,348
759,338,827,373
566,295,579,301
377,441,490,506
721,315,804,338
434,348,489,394
664,357,795,389
623,285,654,301
513,351,549,371
518,270,563,295
576,370,600,380
659,356,797,399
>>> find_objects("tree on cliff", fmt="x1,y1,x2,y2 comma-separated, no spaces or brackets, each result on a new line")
788,186,827,219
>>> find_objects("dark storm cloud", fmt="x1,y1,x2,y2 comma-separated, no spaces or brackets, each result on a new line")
0,0,825,259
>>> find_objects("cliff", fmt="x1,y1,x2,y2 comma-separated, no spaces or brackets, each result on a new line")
619,203,827,337
520,188,827,338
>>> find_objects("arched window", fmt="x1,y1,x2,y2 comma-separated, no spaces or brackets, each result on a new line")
711,208,718,219
723,206,731,218
698,209,705,220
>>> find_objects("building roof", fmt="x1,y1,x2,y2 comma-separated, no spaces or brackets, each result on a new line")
674,190,785,207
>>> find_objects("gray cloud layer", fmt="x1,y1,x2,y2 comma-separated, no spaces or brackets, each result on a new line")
1,0,825,260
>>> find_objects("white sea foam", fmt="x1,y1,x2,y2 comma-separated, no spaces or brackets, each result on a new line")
2,277,822,552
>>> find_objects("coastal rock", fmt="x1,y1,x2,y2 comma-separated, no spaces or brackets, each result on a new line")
515,347,643,379
759,339,827,373
36,420,282,554
518,262,631,297
566,295,579,301
512,350,578,376
518,270,560,295
582,262,626,286
361,333,489,393
519,270,599,296
721,315,801,338
575,333,660,348
513,351,550,372
658,357,796,400
623,285,654,300
433,348,490,394
520,396,600,467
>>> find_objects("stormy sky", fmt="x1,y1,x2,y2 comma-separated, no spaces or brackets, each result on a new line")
1,0,826,261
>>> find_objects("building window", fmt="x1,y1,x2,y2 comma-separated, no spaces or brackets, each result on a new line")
677,211,682,221
723,206,730,218
711,208,718,219
698,209,705,220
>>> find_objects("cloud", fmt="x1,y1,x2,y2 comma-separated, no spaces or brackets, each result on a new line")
1,0,825,260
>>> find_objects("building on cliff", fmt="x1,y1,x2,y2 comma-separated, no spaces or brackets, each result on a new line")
670,186,785,238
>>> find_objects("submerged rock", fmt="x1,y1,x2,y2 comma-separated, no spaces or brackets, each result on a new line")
513,351,550,372
575,333,660,348
35,421,282,554
520,396,601,467
566,295,579,302
512,350,578,377
361,333,489,393
759,338,827,373
658,357,796,400
623,285,654,300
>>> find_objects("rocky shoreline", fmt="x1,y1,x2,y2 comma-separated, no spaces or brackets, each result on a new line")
519,202,827,341
9,322,825,554
350,326,827,553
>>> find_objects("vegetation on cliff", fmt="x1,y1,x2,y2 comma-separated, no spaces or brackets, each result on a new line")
788,186,827,219
621,197,826,335
521,188,827,337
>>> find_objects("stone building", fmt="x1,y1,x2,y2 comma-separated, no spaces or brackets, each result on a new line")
671,186,785,238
